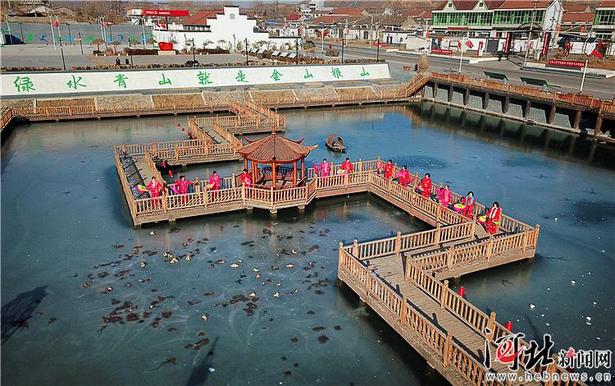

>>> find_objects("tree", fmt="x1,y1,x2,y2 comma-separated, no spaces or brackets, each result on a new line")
128,37,139,47
217,39,227,50
236,41,244,52
92,38,105,52
203,40,213,49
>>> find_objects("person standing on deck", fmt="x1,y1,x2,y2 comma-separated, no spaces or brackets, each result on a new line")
394,165,411,187
377,159,384,175
437,184,452,207
384,160,394,179
240,169,252,188
177,175,193,194
146,177,164,208
485,202,502,235
320,159,331,177
340,158,354,174
208,171,221,191
461,191,475,218
419,173,432,198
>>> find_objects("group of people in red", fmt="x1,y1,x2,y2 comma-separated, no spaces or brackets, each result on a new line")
376,159,502,234
145,156,503,234
313,157,355,177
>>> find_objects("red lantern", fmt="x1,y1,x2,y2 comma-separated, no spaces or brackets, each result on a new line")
457,286,465,298
504,320,513,331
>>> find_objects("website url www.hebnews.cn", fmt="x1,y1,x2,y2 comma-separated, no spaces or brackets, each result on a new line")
485,371,612,383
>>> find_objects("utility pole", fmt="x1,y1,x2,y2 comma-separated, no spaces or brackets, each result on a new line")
66,23,72,44
369,13,373,46
141,16,146,48
245,38,249,65
192,38,196,63
49,15,56,49
19,23,24,42
295,37,299,64
78,32,83,54
341,37,345,64
376,37,380,61
59,35,66,70
523,0,537,67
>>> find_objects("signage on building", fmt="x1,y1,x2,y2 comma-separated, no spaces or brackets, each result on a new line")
503,32,512,54
541,32,551,57
547,59,585,68
1,64,391,97
432,48,452,55
142,9,190,17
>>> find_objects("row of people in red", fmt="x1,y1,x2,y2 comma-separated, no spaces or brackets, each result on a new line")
314,158,355,177
376,160,502,234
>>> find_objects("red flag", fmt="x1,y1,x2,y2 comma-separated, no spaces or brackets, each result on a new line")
53,19,59,28
590,48,604,60
465,40,474,49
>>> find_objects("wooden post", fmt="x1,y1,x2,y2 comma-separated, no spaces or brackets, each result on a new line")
231,173,236,188
203,184,208,208
162,191,168,213
548,105,557,125
486,311,496,342
441,280,449,308
400,295,407,324
447,247,454,270
358,158,363,172
338,242,344,271
436,205,441,225
434,224,441,246
270,186,274,208
486,235,494,261
443,333,452,368
470,219,476,236
353,239,359,257
594,116,603,138
395,231,401,256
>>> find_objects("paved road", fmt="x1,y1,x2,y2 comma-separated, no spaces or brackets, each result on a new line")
333,44,615,100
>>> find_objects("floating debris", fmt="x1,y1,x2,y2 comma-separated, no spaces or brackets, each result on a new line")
185,255,192,262
285,264,295,269
201,314,209,322
149,231,156,236
317,335,329,344
273,292,280,298
139,261,147,268
570,280,577,286
230,263,240,268
529,304,536,310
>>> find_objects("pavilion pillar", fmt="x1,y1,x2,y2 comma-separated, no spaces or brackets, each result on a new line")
483,92,490,110
301,158,305,180
244,159,248,169
503,96,510,114
272,162,277,188
293,161,297,186
523,100,531,118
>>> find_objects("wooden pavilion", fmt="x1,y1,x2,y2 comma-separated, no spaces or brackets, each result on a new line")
238,132,317,188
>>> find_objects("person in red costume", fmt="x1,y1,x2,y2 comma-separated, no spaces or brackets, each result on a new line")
340,157,354,174
485,202,502,234
208,171,221,190
146,176,164,208
394,165,412,187
436,184,452,207
461,191,475,219
146,177,163,198
384,160,394,179
240,168,252,188
419,173,432,198
177,175,193,194
320,159,331,177
376,159,384,175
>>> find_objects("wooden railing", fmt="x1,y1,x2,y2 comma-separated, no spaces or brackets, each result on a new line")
346,221,475,261
113,146,138,219
411,226,539,274
338,247,506,386
432,72,615,113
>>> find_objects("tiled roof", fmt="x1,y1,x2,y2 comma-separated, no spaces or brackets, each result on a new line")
496,0,550,9
238,133,317,164
182,10,221,26
562,12,595,23
329,7,365,16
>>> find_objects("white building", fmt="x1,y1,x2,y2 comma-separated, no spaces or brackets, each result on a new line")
152,6,299,51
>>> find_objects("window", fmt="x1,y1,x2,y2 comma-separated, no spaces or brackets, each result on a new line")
229,13,235,20
594,10,615,25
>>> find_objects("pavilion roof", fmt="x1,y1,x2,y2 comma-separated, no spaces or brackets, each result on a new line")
238,133,317,164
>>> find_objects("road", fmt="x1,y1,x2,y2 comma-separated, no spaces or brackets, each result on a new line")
333,44,615,100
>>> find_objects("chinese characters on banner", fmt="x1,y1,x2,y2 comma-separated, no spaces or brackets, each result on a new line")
6,64,389,96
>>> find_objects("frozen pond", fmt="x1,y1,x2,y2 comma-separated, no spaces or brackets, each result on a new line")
2,103,614,386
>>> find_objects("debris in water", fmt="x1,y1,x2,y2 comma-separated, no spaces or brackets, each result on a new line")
149,231,156,236
317,335,329,344
570,280,577,286
201,314,209,322
529,304,536,309
230,263,240,268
